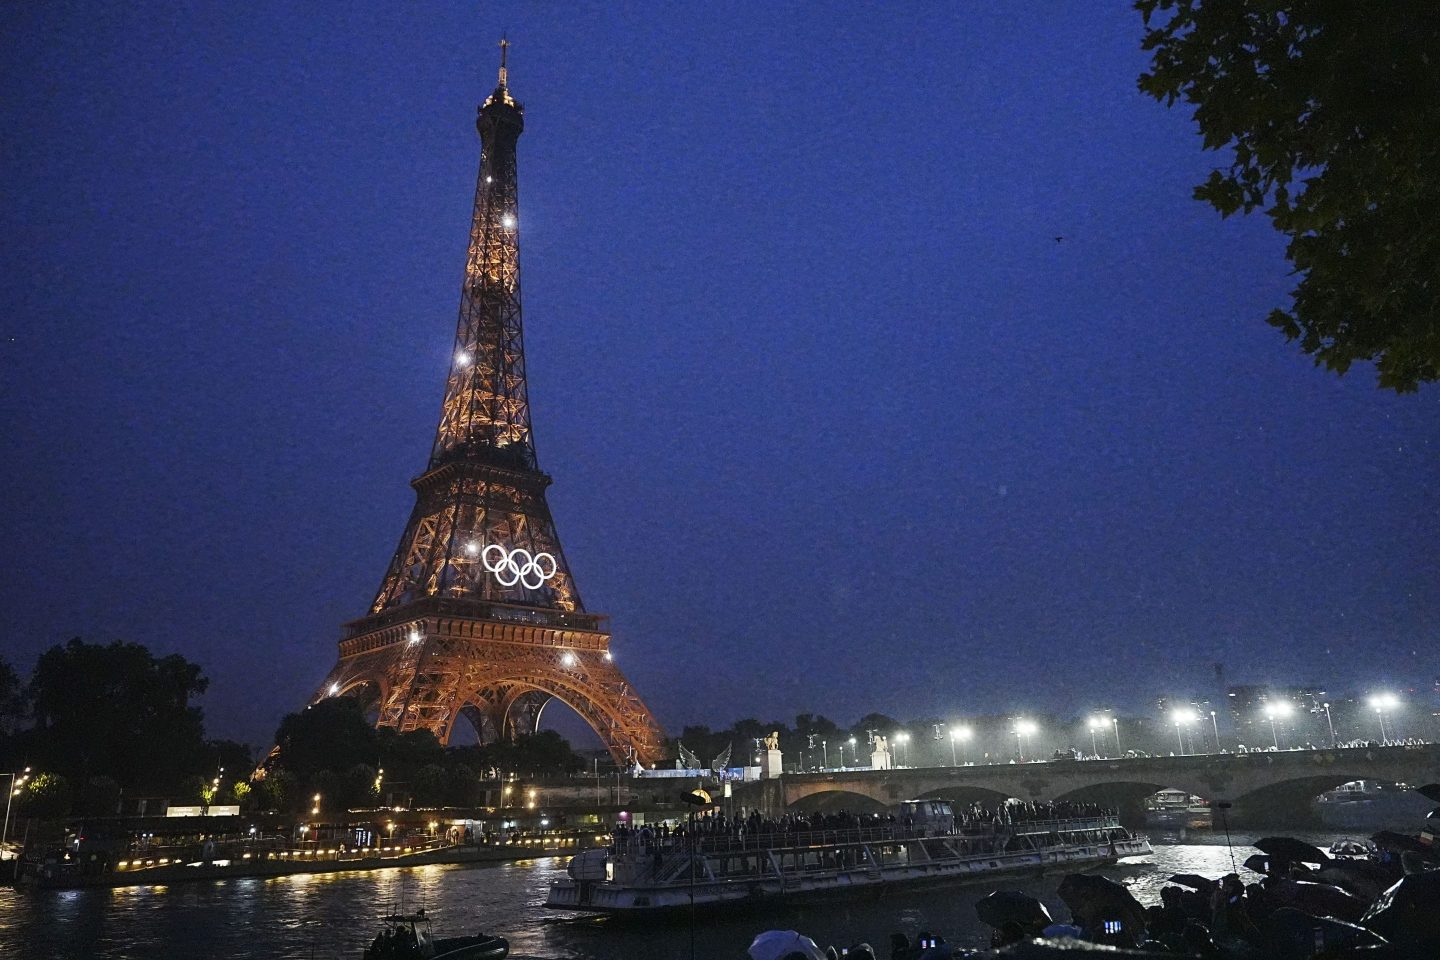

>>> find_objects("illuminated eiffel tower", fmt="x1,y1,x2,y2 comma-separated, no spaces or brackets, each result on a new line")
311,43,665,765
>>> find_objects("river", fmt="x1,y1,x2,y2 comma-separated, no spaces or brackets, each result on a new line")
0,830,1351,960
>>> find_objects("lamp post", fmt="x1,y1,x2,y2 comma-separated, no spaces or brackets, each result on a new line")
1322,702,1336,747
1263,701,1293,750
821,739,828,769
1086,717,1105,758
2,768,32,851
847,737,857,768
1368,693,1400,744
894,731,910,767
1209,711,1220,753
949,726,972,766
1171,709,1195,756
1014,720,1037,761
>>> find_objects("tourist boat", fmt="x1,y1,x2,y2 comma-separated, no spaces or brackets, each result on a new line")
545,801,1151,915
360,911,508,960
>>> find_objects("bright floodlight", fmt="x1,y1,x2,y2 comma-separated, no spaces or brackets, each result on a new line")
1015,720,1038,736
328,682,339,695
895,731,910,743
502,215,516,229
561,652,576,667
1369,693,1400,711
1264,701,1294,718
1088,716,1107,730
603,650,613,661
465,542,479,555
1171,709,1195,725
951,726,973,740
456,350,471,365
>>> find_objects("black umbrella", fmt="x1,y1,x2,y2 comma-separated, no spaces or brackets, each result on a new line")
1372,830,1440,864
1166,873,1216,890
1255,836,1330,866
1361,871,1440,956
1056,873,1147,943
974,890,1052,932
1262,907,1388,959
1265,877,1367,923
1243,853,1271,874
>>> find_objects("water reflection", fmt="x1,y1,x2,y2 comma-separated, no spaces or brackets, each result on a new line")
0,833,1345,960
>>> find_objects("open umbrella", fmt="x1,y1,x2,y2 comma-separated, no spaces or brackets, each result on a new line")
1243,853,1271,875
1262,907,1388,959
748,930,826,960
1056,874,1147,945
1166,873,1216,890
974,890,1053,933
1265,877,1366,922
1361,871,1440,956
1254,836,1329,866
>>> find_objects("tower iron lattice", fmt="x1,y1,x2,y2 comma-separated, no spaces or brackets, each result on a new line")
310,45,666,766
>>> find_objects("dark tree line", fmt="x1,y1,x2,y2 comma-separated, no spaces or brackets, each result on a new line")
0,639,251,817
254,696,586,814
0,639,587,820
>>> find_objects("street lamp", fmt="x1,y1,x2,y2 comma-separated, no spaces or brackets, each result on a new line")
2,768,32,851
1209,711,1220,753
1263,701,1293,750
311,793,321,817
949,726,972,766
1014,720,1037,761
821,739,828,769
1086,717,1106,758
894,731,910,767
1171,709,1195,755
1322,702,1336,747
1368,693,1400,743
847,737,857,768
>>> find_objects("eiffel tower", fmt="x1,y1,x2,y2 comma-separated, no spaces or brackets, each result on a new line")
311,43,666,766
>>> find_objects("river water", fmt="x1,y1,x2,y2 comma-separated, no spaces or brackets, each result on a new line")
0,830,1350,960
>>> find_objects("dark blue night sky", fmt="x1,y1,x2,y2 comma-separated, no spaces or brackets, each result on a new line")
3,3,1436,749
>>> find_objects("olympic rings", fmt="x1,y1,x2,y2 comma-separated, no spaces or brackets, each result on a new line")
479,543,558,590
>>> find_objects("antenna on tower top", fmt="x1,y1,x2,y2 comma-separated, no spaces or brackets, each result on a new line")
498,36,510,88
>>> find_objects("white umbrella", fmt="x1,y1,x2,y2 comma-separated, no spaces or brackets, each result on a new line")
747,929,825,960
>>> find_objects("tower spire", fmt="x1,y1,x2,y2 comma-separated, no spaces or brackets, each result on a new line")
497,36,509,89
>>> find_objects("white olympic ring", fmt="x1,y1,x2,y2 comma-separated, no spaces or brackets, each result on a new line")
479,543,558,590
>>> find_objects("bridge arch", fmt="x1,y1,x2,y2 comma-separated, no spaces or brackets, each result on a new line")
453,667,657,763
789,789,889,814
908,784,1019,807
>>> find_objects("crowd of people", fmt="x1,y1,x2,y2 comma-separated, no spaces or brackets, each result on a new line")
610,800,1117,857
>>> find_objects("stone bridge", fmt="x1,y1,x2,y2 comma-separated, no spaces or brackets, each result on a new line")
732,745,1440,827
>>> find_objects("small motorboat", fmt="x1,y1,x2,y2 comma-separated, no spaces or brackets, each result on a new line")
361,911,508,960
1329,838,1371,857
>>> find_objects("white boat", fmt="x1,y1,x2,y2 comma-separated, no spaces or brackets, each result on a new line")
546,802,1150,915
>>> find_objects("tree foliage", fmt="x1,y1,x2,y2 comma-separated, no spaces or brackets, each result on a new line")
1137,0,1440,390
25,638,209,789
